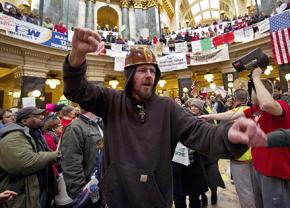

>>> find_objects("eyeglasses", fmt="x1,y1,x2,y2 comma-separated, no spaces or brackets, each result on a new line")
136,68,156,75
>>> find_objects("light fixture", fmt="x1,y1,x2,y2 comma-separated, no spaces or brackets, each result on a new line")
286,73,290,81
109,79,119,89
267,65,274,71
204,72,214,82
46,78,60,89
8,91,13,96
210,82,216,90
158,80,167,88
264,69,271,75
13,91,21,98
183,87,188,93
228,82,234,89
32,90,41,97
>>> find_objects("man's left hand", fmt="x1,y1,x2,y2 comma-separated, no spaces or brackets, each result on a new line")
228,117,267,146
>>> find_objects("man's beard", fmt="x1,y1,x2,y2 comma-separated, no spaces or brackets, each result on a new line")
135,86,153,100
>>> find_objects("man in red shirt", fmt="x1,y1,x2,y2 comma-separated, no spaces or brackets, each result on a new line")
54,20,68,35
200,68,290,208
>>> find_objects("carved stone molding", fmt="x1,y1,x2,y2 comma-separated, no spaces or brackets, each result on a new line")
85,0,97,3
120,0,130,8
133,0,143,8
142,0,148,9
0,45,22,55
147,0,158,8
23,71,47,78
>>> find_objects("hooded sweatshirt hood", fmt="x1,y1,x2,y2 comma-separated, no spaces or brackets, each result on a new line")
124,64,161,98
123,47,161,100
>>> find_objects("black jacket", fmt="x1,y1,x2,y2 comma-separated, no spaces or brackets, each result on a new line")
62,57,247,208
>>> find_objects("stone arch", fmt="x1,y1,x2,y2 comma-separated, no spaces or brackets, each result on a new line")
97,6,119,30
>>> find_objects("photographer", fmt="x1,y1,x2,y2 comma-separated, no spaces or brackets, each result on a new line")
200,67,290,208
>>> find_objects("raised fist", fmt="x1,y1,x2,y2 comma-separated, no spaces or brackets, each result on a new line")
69,28,103,67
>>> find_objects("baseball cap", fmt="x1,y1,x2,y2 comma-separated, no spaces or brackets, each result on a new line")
16,107,45,123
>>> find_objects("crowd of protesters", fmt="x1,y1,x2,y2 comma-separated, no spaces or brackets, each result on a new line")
1,1,290,52
0,103,104,207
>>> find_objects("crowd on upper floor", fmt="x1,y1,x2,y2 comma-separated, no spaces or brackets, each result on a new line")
0,2,68,35
1,0,290,51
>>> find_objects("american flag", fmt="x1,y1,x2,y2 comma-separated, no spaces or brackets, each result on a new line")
269,10,290,64
96,42,105,55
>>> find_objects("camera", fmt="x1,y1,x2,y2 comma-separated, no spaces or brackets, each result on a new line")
232,48,269,72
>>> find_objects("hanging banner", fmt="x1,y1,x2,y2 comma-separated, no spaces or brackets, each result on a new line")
8,18,52,44
0,13,15,32
174,42,188,53
234,29,245,43
244,26,254,42
257,18,270,34
188,45,230,66
191,40,202,52
223,32,235,44
212,35,224,47
41,31,71,50
200,38,213,51
114,56,126,71
157,53,187,72
111,43,123,52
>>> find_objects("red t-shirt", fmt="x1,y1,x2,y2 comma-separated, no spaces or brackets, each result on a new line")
54,24,68,34
244,100,290,179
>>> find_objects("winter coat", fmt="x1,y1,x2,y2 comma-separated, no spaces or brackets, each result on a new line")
0,123,57,208
62,57,248,208
61,114,103,199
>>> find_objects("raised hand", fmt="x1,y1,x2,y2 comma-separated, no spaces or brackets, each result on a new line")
228,117,267,146
69,28,102,67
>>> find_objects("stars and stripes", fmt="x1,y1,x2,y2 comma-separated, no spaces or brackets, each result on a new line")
269,10,290,64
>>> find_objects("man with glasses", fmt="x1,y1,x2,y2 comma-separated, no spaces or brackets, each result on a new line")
0,107,59,208
62,28,266,207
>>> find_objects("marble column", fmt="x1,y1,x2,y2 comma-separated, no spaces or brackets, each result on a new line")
278,63,290,93
20,76,46,108
147,0,160,40
40,0,79,31
85,0,96,30
259,0,276,15
133,0,145,39
120,0,130,40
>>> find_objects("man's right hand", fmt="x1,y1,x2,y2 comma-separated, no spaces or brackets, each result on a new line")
0,190,17,202
198,114,212,121
68,28,102,67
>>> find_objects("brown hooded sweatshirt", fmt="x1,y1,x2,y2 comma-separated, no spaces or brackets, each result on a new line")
63,57,247,208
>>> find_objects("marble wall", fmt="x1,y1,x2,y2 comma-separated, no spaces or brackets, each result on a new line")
78,1,86,27
134,8,144,38
129,7,136,40
259,0,276,15
147,6,160,40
